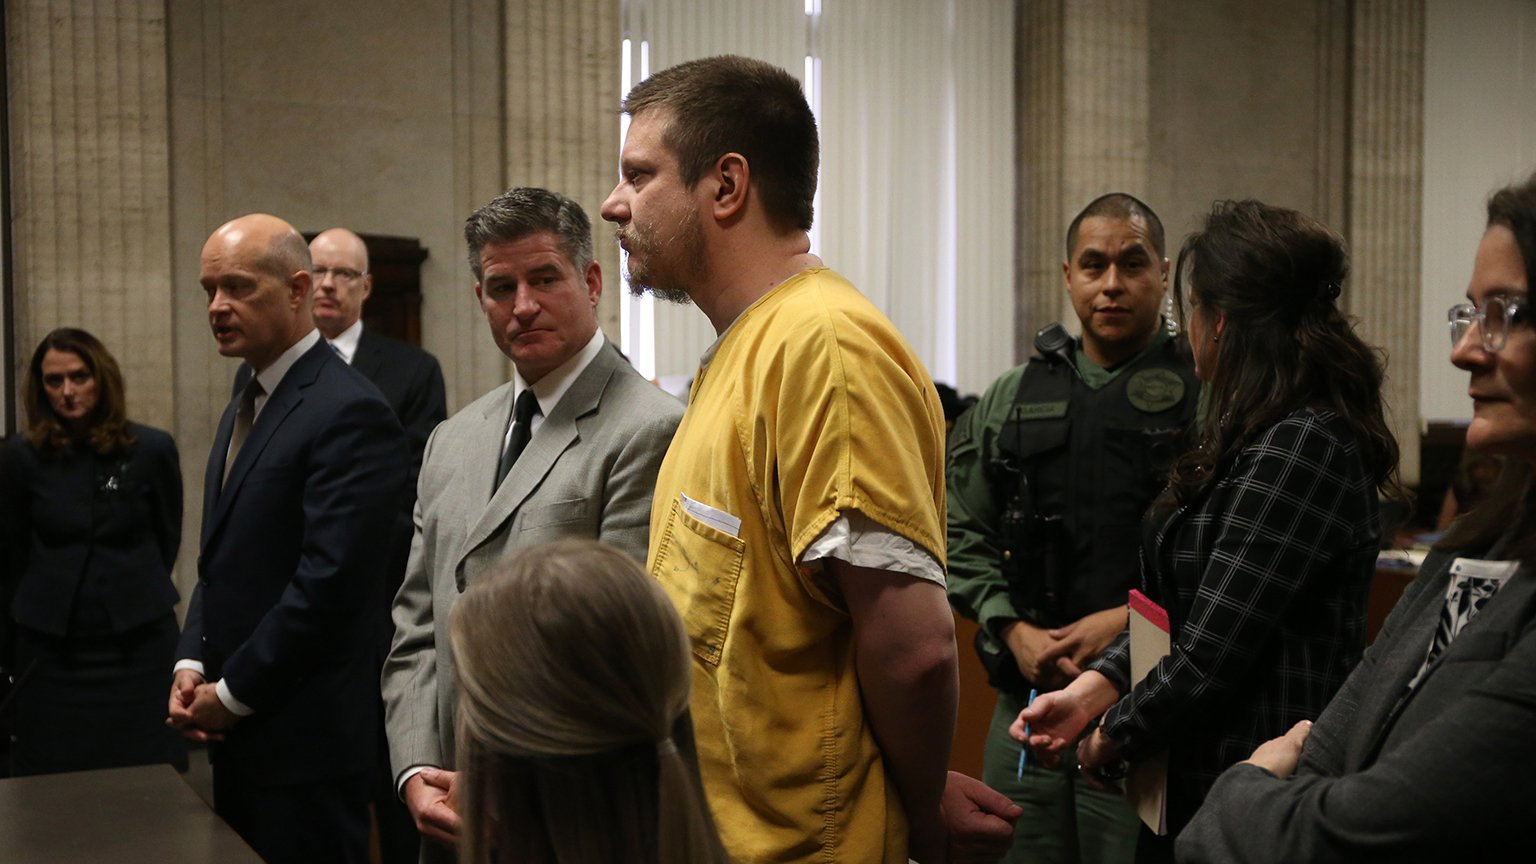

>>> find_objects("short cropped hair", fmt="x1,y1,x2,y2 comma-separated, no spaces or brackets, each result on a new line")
258,228,313,281
622,55,819,234
464,187,595,282
1065,193,1166,260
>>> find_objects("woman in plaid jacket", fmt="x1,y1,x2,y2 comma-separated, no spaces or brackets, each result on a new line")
1176,175,1536,862
1012,200,1404,861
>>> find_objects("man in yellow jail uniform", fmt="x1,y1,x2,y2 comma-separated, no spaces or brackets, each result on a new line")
601,55,1021,863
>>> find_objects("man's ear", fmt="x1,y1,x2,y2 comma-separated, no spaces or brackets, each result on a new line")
290,270,312,309
360,274,374,303
583,260,603,307
711,152,750,220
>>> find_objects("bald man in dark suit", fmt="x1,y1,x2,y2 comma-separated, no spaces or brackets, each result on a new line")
171,213,407,864
232,226,446,864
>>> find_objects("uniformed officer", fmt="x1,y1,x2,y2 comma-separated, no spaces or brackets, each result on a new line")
947,193,1198,864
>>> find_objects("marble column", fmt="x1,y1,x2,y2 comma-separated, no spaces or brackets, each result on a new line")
7,0,175,428
1350,0,1425,485
504,0,623,336
1017,0,1151,360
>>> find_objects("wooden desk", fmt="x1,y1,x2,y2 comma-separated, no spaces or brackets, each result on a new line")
0,764,262,863
950,612,992,778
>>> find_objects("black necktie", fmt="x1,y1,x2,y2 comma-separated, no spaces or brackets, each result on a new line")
495,389,540,489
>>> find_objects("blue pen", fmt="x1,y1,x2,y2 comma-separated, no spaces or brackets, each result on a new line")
1017,687,1039,780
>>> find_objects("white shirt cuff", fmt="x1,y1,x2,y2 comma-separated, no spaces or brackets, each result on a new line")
215,678,256,717
173,659,205,676
396,764,433,799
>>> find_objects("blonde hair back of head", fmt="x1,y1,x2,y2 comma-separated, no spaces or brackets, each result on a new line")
450,538,727,864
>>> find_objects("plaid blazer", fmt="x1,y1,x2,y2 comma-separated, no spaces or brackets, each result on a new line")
1090,408,1380,832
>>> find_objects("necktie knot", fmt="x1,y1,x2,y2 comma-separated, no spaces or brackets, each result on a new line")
514,389,540,425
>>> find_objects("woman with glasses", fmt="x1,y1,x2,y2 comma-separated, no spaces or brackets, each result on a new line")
1176,174,1536,861
1012,199,1403,861
0,328,186,774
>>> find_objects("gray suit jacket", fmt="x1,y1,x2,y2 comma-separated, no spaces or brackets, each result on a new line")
381,341,682,782
1177,548,1536,862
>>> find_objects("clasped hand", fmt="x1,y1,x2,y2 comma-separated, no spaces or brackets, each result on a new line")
165,669,238,742
1002,607,1126,689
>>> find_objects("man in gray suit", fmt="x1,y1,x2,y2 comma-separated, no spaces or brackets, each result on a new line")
380,187,683,856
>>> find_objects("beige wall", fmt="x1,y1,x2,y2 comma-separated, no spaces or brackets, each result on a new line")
3,0,619,602
168,0,497,426
1018,0,1349,353
1147,0,1348,240
1420,0,1536,422
164,0,512,594
8,0,1536,509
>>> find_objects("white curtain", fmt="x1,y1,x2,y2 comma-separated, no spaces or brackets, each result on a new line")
619,0,1015,395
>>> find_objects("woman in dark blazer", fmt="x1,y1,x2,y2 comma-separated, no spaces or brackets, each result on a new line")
1177,175,1536,862
1012,201,1404,860
0,328,185,774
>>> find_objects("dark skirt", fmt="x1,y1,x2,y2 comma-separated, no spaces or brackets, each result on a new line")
8,612,187,775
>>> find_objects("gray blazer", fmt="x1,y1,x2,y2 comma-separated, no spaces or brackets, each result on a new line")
1177,548,1536,862
380,342,682,781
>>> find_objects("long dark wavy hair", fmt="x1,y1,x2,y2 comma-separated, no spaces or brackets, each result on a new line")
23,327,136,458
1439,173,1536,560
1165,200,1403,505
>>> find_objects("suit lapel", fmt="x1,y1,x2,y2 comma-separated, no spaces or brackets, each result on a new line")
205,341,328,544
455,346,619,575
1356,559,1536,766
1348,559,1449,765
351,329,386,381
202,394,240,547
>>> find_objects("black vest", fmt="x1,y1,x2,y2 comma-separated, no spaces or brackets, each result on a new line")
991,333,1198,626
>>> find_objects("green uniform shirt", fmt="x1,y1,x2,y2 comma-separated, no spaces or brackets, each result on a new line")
946,328,1192,643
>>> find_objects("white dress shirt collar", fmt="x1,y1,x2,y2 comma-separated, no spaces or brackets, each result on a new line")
251,329,322,419
327,319,364,364
516,327,606,419
508,327,606,441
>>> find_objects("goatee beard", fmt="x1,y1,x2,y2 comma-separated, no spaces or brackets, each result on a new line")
615,226,699,305
626,278,693,305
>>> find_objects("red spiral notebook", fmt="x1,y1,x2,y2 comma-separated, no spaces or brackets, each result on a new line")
1126,589,1171,836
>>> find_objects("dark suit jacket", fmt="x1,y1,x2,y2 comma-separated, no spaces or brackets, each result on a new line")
235,328,444,482
1177,549,1536,862
349,329,446,486
0,424,181,639
182,338,407,786
236,328,445,654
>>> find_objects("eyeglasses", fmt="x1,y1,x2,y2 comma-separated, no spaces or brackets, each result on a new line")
1448,295,1528,352
311,266,367,283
